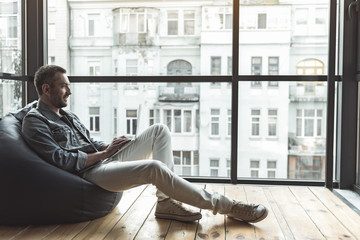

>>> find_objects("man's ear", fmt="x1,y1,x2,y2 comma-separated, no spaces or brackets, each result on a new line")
42,83,51,95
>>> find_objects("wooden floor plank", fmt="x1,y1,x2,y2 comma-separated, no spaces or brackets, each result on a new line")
164,184,204,240
290,186,356,239
1,185,360,240
263,187,295,240
270,187,325,240
10,225,59,240
310,187,360,239
104,185,157,240
196,184,226,240
0,226,30,240
73,185,147,240
42,222,90,240
245,186,286,240
134,204,170,240
224,185,256,240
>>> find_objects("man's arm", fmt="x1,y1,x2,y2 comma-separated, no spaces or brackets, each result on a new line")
22,115,88,173
85,136,131,167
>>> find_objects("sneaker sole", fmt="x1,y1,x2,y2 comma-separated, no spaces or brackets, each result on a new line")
228,208,269,223
155,213,202,222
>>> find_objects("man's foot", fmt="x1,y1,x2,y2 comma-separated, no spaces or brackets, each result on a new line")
227,201,268,223
155,199,202,222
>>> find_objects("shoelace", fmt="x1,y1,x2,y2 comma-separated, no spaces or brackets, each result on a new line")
170,200,192,214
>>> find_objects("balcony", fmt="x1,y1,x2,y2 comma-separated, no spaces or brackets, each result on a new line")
114,32,155,46
158,85,199,102
289,84,327,102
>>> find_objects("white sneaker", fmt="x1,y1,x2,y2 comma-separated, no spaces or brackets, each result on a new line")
155,199,202,222
227,201,268,223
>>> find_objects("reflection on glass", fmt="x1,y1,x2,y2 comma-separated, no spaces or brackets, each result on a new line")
69,82,231,178
0,0,22,75
0,79,22,117
47,0,233,76
238,81,327,180
239,0,329,75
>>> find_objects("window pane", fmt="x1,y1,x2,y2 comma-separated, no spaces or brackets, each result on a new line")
48,2,232,76
239,2,329,75
0,0,22,75
69,82,230,178
239,81,327,180
0,79,22,117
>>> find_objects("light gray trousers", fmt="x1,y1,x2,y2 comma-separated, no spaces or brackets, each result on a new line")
82,124,233,214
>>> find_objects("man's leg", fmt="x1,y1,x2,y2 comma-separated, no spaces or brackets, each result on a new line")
83,124,268,222
109,124,174,200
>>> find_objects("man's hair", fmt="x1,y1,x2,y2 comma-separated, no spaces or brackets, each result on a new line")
34,65,66,96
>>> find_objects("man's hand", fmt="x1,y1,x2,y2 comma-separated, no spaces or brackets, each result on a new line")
104,136,131,158
85,136,131,168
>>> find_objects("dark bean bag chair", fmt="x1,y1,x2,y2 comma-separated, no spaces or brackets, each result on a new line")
0,102,122,225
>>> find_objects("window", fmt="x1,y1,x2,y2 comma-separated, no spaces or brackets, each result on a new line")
250,160,260,178
89,107,100,132
227,56,232,75
210,158,219,177
88,14,99,36
184,10,195,35
48,23,56,40
167,10,178,35
114,108,117,136
297,59,324,75
88,61,100,76
267,109,277,137
267,160,277,178
268,57,279,75
126,59,138,76
251,57,262,87
162,109,194,134
167,60,192,76
210,109,220,136
251,57,262,75
296,109,323,137
288,156,324,180
251,109,261,137
126,109,137,135
173,150,199,176
257,13,266,29
203,7,232,30
120,8,146,33
315,8,327,25
227,109,231,137
295,8,308,25
211,56,221,75
48,56,55,65
149,109,154,126
174,109,181,133
183,110,192,133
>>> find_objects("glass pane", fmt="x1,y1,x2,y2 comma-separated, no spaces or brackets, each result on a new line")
239,1,329,75
0,79,22,117
238,81,327,180
0,0,22,75
47,0,233,76
68,82,231,178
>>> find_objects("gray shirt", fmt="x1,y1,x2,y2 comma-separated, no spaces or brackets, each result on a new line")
22,100,105,174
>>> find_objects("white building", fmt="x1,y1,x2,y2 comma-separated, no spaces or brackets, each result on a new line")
45,0,329,179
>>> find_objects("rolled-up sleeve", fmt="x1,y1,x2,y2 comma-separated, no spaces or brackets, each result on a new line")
22,115,87,174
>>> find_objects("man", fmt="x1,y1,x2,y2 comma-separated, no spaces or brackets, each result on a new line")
22,65,268,223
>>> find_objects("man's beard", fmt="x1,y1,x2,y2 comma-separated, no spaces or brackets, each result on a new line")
51,95,68,109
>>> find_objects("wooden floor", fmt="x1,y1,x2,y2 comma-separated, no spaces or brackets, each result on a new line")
1,184,360,240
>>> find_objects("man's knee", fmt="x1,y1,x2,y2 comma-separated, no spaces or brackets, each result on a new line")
151,123,171,138
147,160,169,179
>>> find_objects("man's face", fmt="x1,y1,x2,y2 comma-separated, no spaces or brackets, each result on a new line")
48,72,71,109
